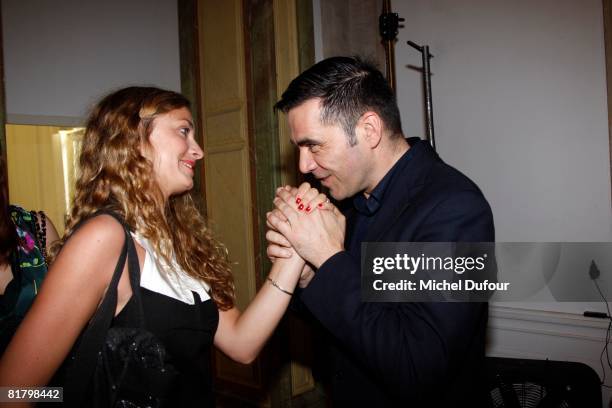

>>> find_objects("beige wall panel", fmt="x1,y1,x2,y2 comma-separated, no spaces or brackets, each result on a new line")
204,109,245,146
6,125,66,234
35,128,64,231
7,125,41,206
200,0,245,109
204,149,256,309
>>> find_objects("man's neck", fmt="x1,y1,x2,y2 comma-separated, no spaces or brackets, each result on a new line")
363,137,409,198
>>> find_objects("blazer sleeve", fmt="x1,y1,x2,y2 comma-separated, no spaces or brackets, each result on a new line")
298,190,494,399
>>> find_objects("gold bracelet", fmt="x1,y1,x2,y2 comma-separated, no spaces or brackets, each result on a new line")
267,277,293,296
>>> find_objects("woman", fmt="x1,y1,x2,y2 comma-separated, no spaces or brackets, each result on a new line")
0,155,59,353
0,87,327,406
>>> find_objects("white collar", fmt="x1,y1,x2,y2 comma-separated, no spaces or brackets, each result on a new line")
131,232,211,304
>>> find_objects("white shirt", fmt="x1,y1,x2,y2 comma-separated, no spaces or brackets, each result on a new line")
131,232,211,304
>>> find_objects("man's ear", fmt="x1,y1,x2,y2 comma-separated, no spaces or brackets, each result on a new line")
358,111,383,149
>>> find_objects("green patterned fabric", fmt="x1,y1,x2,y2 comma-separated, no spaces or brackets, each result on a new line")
0,205,48,352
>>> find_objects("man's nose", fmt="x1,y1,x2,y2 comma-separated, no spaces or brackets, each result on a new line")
298,149,317,174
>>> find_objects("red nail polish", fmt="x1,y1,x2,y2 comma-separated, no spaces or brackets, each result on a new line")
306,206,311,212
296,197,302,204
298,203,304,211
318,203,323,208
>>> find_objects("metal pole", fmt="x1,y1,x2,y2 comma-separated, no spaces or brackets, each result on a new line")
422,46,435,151
407,40,436,150
384,38,396,92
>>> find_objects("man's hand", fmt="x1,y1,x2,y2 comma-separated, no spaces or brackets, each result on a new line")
267,185,345,268
265,183,339,287
265,183,333,262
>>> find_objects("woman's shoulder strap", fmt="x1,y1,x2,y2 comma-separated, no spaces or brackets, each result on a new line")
72,210,130,234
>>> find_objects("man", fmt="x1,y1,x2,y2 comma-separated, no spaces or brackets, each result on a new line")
267,56,494,407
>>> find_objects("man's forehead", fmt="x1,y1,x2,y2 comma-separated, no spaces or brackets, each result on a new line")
288,101,324,143
287,98,323,121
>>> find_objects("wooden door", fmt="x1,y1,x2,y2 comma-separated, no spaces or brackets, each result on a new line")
197,0,264,398
193,0,319,405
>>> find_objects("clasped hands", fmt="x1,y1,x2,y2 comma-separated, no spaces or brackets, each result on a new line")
266,183,345,288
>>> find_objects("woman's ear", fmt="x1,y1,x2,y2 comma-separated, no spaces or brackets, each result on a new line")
358,111,383,149
139,139,152,161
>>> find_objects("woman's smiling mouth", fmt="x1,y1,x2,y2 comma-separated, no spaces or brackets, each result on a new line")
181,160,195,171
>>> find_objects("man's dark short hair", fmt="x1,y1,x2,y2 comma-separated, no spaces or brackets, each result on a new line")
274,56,403,145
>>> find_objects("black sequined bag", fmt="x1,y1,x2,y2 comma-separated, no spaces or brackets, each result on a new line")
61,212,179,407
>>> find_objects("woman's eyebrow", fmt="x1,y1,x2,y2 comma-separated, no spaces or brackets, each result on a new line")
181,119,194,129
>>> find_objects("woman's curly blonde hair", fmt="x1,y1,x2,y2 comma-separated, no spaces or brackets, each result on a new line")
50,86,235,310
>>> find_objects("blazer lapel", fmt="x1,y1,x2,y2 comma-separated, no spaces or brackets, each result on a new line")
364,139,440,242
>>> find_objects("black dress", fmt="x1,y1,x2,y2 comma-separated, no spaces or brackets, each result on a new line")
97,231,221,407
50,220,220,407
113,288,219,407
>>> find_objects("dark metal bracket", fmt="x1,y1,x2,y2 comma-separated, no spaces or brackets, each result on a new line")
379,0,404,91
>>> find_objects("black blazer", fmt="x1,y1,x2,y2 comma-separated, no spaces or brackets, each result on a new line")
298,138,495,407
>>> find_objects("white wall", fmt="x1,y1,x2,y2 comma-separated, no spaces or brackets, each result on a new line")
1,0,181,125
394,0,611,240
393,0,612,316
